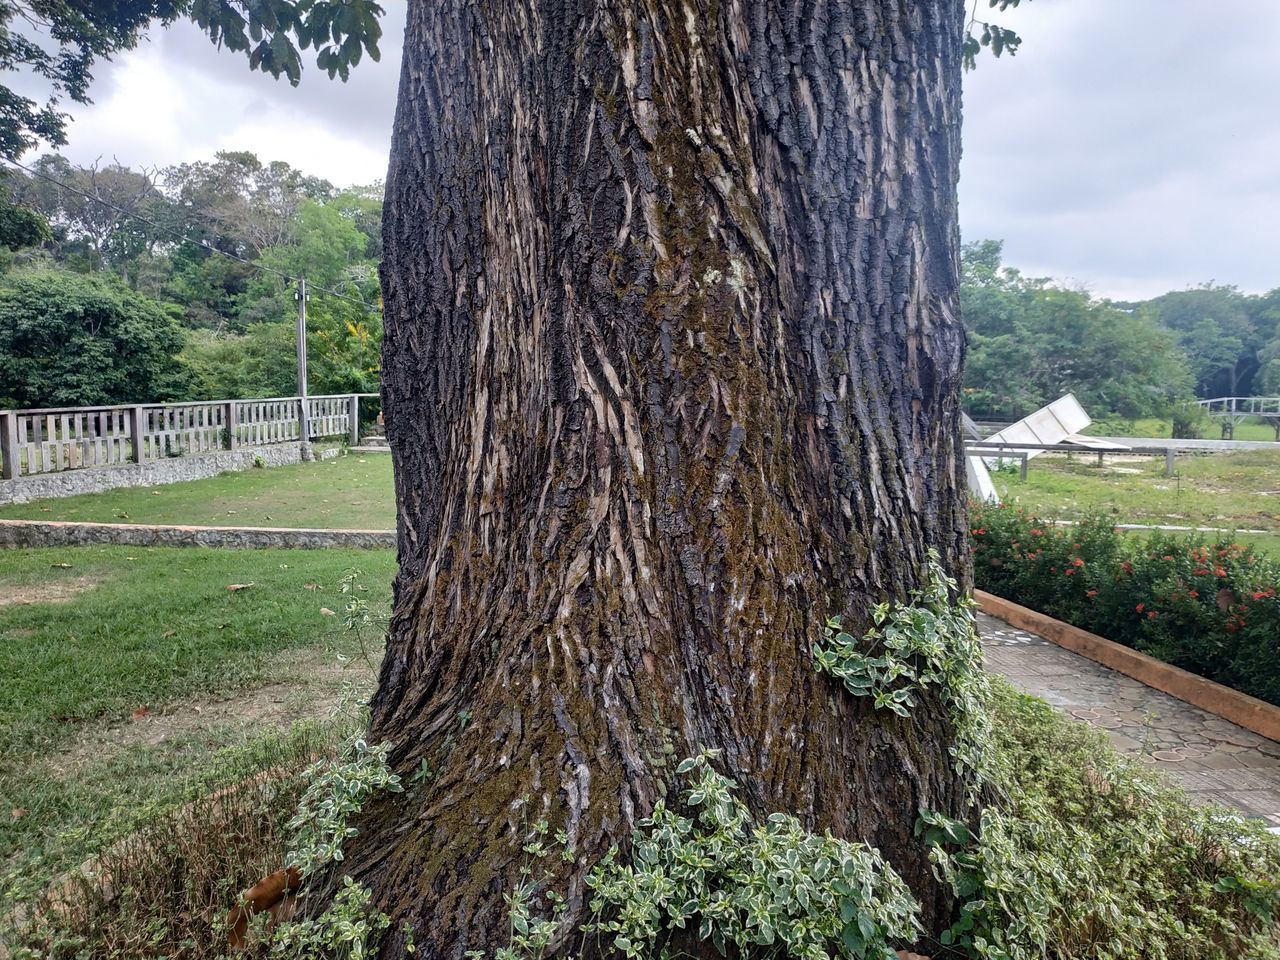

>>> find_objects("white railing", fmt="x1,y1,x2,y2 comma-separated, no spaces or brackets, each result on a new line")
0,394,377,480
1197,396,1280,417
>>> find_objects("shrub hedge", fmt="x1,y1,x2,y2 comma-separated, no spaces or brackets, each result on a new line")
969,503,1280,706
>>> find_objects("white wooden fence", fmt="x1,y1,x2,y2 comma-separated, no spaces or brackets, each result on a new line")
0,394,374,480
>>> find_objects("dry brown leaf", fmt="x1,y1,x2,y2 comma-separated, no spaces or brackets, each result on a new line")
226,583,255,592
132,707,150,720
10,808,27,821
161,629,177,638
319,607,337,617
50,562,72,569
303,583,321,591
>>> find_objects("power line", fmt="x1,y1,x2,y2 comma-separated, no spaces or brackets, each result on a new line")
1,157,378,310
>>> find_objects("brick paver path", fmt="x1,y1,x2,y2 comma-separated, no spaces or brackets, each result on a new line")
979,611,1280,832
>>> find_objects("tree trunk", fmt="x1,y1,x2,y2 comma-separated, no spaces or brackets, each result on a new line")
354,0,970,956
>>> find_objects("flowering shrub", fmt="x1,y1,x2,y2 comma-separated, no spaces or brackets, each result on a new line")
970,503,1280,706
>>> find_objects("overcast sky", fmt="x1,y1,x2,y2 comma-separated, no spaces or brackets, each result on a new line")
31,0,1280,301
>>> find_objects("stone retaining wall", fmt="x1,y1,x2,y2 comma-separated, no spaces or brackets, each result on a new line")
0,443,342,506
0,519,393,550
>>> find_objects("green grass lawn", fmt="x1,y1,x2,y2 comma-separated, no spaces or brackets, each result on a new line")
1085,416,1279,442
0,546,394,879
993,449,1280,556
0,454,396,529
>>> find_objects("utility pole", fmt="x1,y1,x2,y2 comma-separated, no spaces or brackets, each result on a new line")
295,278,313,460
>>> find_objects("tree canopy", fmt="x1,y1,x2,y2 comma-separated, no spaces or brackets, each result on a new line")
0,0,384,159
0,269,185,407
960,240,1280,422
0,149,381,405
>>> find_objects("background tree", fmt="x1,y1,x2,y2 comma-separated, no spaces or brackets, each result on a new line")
178,323,298,399
10,155,161,272
1136,285,1258,397
0,148,383,405
0,269,186,407
0,196,49,253
960,241,1192,421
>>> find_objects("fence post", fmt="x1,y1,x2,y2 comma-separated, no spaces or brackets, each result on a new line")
1019,452,1028,482
224,401,238,450
348,394,360,446
127,406,145,464
0,411,17,480
298,397,312,451
1165,448,1175,477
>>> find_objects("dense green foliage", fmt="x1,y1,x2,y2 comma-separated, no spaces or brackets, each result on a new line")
961,241,1280,422
970,504,1280,705
0,0,383,158
926,682,1280,960
0,269,185,407
1132,284,1280,399
960,241,1191,420
0,151,381,406
814,553,992,793
587,752,921,960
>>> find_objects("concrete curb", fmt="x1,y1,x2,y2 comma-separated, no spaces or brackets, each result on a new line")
976,589,1280,743
0,519,394,550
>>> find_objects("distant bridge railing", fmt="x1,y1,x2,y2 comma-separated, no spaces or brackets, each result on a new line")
0,393,379,481
1197,396,1280,418
1195,396,1280,440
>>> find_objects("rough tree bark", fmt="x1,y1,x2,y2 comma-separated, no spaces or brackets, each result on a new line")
350,0,970,955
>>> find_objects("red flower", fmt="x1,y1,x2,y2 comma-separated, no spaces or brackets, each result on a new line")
1065,569,1075,577
1087,590,1098,598
1135,603,1145,613
1147,611,1159,619
1072,558,1085,568
1189,590,1199,599
1214,567,1226,578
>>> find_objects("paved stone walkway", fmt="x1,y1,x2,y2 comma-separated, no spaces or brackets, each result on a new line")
978,611,1280,831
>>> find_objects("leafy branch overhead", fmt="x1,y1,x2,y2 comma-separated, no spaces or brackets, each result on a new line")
964,0,1028,70
0,0,384,159
188,0,383,84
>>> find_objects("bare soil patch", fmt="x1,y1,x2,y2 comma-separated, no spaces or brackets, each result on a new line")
0,576,99,607
41,648,379,778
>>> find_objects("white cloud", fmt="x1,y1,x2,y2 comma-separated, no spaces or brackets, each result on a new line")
960,0,1280,298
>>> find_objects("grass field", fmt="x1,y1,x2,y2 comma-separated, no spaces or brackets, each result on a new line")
2,440,1276,887
0,546,394,880
992,449,1280,557
1085,417,1279,442
0,454,396,529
